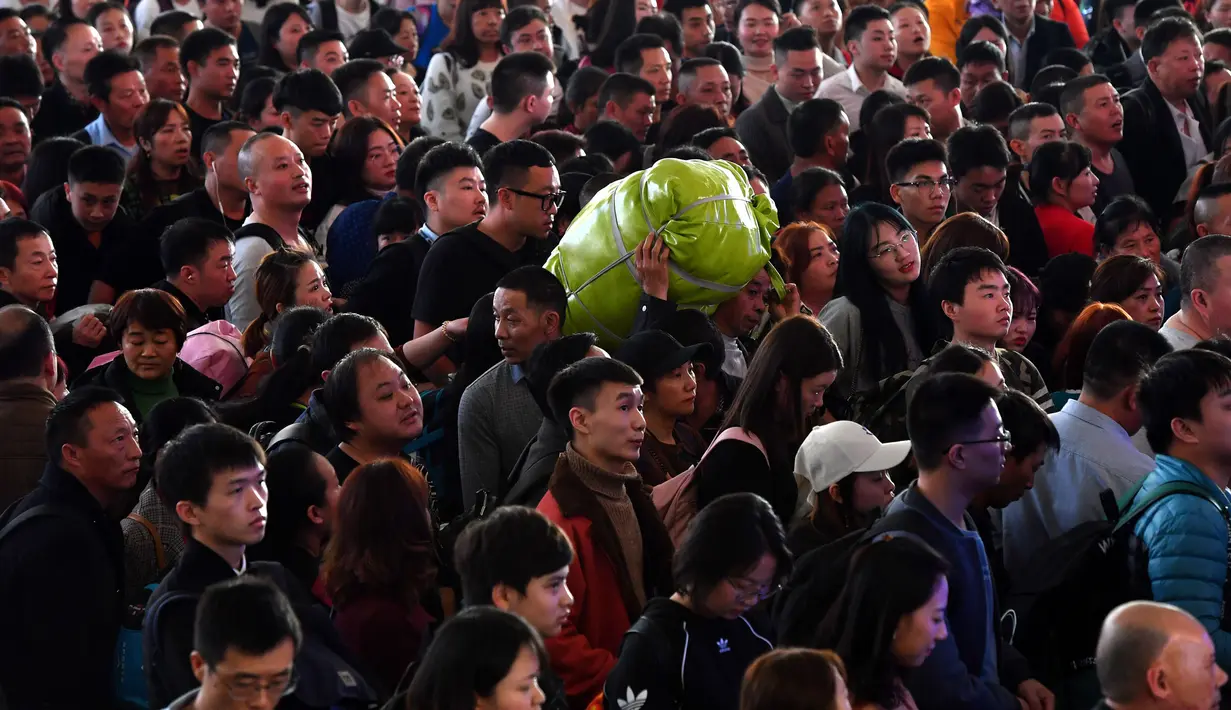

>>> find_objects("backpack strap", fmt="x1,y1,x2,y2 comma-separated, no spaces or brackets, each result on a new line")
1111,480,1230,536
697,427,769,467
0,504,77,547
126,512,166,572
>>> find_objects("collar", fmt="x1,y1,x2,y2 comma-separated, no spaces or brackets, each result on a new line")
418,224,441,243
0,380,56,404
510,363,526,383
155,280,205,320
1059,398,1133,443
85,113,139,160
1004,14,1036,44
39,462,110,516
1163,95,1195,123
1154,454,1231,499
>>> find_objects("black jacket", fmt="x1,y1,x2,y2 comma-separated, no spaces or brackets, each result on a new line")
76,356,222,424
139,187,248,242
1009,14,1077,90
0,464,125,709
30,189,137,313
735,86,793,184
30,81,97,142
1085,28,1130,72
1120,77,1214,224
344,233,433,346
998,165,1050,278
603,597,773,710
504,415,569,506
268,390,339,456
152,280,225,332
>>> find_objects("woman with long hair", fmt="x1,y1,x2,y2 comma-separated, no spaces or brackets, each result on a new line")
692,316,843,527
405,606,548,710
420,0,506,141
740,649,851,710
919,213,1010,280
237,76,282,131
258,2,313,73
314,117,403,251
819,203,933,400
1089,255,1166,330
1030,140,1100,258
586,0,655,70
774,221,840,315
121,100,200,223
604,493,789,710
240,250,333,358
324,457,439,700
814,536,950,710
1051,301,1130,397
850,103,931,205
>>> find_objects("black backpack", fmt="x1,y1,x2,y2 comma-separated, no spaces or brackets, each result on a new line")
1002,480,1231,707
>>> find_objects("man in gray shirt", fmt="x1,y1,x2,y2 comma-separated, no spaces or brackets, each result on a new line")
1159,233,1231,350
458,266,566,509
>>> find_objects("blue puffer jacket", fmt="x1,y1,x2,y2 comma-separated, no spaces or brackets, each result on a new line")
1132,454,1231,667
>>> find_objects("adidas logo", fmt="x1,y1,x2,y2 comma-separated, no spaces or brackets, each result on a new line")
617,687,649,710
717,638,730,654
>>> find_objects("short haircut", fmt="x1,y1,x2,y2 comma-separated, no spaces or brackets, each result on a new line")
194,576,303,668
1089,253,1164,304
0,54,43,100
1028,140,1092,203
584,119,641,163
927,246,1009,329
1192,182,1231,231
1042,46,1092,73
272,70,344,121
1060,74,1114,122
415,141,484,200
997,388,1059,462
45,386,126,466
547,356,643,436
773,25,819,66
109,288,189,348
662,144,712,161
180,27,237,74
677,56,722,95
160,218,234,277
0,304,53,381
615,33,667,74
702,40,745,78
454,506,575,603
134,35,179,72
323,60,383,114
1141,348,1231,453
636,13,684,56
1207,27,1231,51
946,124,1011,178
665,0,710,14
397,135,446,193
156,422,267,510
297,28,345,64
1031,64,1078,96
495,266,567,325
323,348,402,442
1180,234,1231,305
1141,16,1200,62
42,18,89,64
483,138,556,193
489,51,556,114
531,129,586,164
1094,195,1158,256
789,98,846,158
561,153,616,177
956,14,1007,58
598,72,655,110
309,313,388,375
790,166,845,217
84,50,140,102
566,65,609,109
68,145,125,185
1083,319,1173,402
844,5,891,44
885,137,947,184
957,39,1006,72
673,492,792,600
149,10,197,39
501,5,550,47
691,126,738,150
908,372,1001,469
0,218,48,271
372,195,423,237
1007,101,1060,143
903,55,960,92
970,80,1022,124
200,119,251,162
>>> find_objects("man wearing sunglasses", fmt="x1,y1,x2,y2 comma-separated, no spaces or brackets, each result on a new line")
413,139,562,377
468,50,557,158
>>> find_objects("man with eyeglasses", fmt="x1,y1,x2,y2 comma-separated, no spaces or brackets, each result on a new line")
413,139,561,378
887,137,953,240
873,372,1055,710
166,576,302,710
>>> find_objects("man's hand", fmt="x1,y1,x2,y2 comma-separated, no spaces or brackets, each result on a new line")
634,233,671,301
1017,679,1055,710
781,10,802,29
72,314,107,349
769,282,803,320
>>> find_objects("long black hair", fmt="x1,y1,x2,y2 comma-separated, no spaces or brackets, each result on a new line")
674,492,792,605
248,446,332,565
814,536,950,709
439,0,505,69
835,203,935,383
258,2,312,72
588,0,640,69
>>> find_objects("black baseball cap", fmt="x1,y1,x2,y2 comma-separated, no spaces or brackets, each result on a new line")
615,330,713,383
348,29,408,59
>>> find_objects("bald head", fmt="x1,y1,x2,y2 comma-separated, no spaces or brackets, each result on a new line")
239,133,312,210
0,305,54,383
237,132,291,182
1097,601,1217,704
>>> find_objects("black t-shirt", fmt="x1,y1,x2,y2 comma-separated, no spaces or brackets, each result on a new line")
411,222,548,328
140,187,248,241
185,106,232,161
28,188,136,312
345,232,433,346
465,128,502,157
325,446,361,484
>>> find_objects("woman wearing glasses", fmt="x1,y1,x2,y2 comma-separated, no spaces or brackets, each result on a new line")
316,117,403,264
603,493,790,710
1030,140,1100,259
819,203,935,402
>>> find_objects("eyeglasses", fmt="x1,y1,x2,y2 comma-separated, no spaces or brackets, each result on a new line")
893,176,957,194
727,578,782,604
956,429,1014,451
505,187,566,211
869,231,917,259
216,668,297,702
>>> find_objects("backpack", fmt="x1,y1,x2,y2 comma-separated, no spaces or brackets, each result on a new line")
846,368,915,446
652,428,768,546
1002,480,1231,704
179,321,249,399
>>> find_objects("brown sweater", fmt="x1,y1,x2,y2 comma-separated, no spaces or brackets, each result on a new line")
564,445,646,608
0,381,56,510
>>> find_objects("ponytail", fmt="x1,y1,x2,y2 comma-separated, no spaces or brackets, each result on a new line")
241,312,273,359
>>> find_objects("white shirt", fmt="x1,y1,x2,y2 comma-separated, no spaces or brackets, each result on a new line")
1166,98,1208,170
721,335,747,379
334,1,370,41
1005,18,1035,89
134,0,201,41
815,63,906,129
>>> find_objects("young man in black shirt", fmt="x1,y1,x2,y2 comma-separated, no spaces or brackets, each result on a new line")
30,18,101,141
273,69,344,231
412,139,560,374
180,28,239,159
469,50,557,157
153,217,236,331
28,144,135,310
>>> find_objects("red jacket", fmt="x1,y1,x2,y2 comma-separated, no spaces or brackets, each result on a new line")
1035,203,1095,258
537,454,674,710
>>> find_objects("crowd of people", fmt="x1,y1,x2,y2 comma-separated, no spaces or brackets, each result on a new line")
2,0,1231,707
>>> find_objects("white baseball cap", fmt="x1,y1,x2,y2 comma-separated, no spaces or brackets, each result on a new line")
794,421,911,496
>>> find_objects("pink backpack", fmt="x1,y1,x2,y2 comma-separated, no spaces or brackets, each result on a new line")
179,321,249,398
652,427,769,546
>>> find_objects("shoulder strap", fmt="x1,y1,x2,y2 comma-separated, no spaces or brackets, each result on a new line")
1112,480,1230,535
0,504,77,547
126,512,167,572
697,427,769,467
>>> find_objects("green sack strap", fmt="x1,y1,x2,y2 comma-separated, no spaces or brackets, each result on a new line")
1111,480,1231,536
